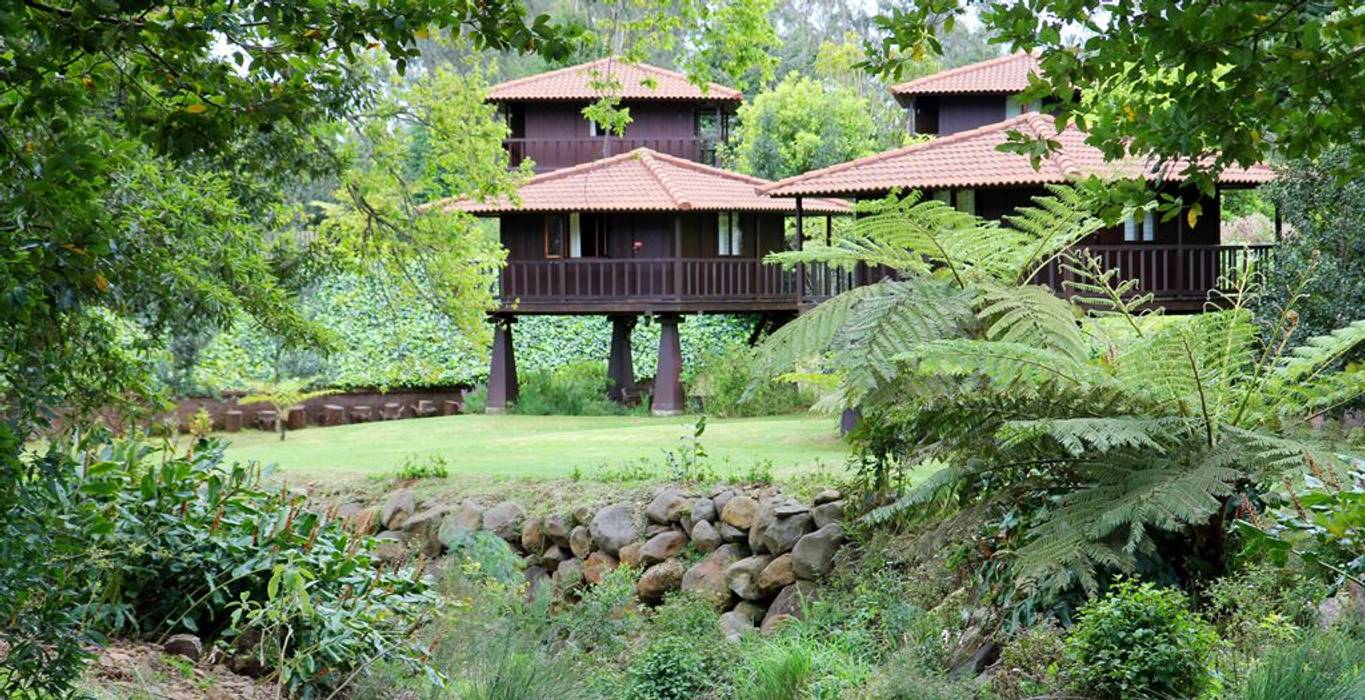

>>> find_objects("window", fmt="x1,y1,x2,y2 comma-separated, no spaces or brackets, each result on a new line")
955,189,976,216
1123,210,1159,242
931,190,952,205
569,213,582,257
588,119,603,137
545,215,565,258
717,212,743,256
1004,96,1043,118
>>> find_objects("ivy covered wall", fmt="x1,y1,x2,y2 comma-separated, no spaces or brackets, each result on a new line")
188,274,753,393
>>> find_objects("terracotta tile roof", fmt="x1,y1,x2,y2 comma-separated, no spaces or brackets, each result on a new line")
891,52,1041,96
440,148,848,214
487,58,742,102
758,113,1276,197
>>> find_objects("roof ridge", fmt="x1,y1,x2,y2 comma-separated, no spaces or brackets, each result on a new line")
1019,112,1079,179
643,148,775,186
634,149,690,209
759,113,1038,195
890,52,1034,94
487,57,612,94
487,56,741,100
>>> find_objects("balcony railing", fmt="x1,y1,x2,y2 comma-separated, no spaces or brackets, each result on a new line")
497,244,1275,311
504,136,719,171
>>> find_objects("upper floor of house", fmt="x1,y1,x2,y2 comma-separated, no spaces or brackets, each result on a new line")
487,58,741,173
891,53,1045,136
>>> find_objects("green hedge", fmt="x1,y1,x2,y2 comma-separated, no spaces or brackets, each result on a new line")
191,273,754,392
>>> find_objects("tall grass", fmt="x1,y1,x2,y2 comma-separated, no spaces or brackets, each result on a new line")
1239,630,1365,700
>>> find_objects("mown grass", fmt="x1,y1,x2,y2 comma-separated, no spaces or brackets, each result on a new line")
218,413,850,480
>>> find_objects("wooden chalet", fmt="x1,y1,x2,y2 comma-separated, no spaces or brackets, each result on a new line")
488,58,741,173
441,147,846,416
762,56,1278,312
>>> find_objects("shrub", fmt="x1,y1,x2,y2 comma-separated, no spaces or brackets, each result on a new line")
1239,630,1365,700
31,434,437,698
690,340,809,417
989,621,1067,699
394,452,450,480
512,360,636,416
626,636,710,700
1064,579,1217,700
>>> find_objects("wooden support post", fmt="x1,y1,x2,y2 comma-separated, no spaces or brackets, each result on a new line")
840,407,861,435
607,315,637,402
651,314,685,416
1274,203,1283,243
825,215,832,246
795,196,806,303
674,215,684,299
485,315,518,414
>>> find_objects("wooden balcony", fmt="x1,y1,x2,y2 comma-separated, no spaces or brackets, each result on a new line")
497,244,1274,315
505,136,719,172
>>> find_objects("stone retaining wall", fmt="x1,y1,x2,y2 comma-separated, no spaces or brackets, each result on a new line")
356,484,850,640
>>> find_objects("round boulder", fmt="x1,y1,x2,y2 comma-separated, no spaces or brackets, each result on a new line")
569,525,594,559
792,524,845,580
636,559,685,603
589,504,639,556
720,495,759,529
483,501,526,543
639,530,688,567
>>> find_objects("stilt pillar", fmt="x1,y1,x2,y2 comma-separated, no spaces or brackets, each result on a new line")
839,406,861,435
607,315,637,401
485,315,518,414
651,314,685,416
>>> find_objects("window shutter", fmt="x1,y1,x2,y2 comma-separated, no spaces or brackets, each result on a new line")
1124,214,1138,242
1142,210,1157,242
955,189,976,216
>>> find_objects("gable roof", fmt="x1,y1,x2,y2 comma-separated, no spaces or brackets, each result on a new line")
891,52,1041,97
487,58,742,103
758,113,1275,198
439,148,847,214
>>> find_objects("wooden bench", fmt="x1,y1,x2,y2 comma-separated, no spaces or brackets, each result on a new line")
323,404,347,426
255,410,278,431
379,402,403,420
349,405,374,422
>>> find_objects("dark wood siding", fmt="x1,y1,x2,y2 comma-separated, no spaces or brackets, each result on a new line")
936,95,1007,135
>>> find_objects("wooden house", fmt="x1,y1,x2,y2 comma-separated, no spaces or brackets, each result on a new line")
441,148,846,415
761,56,1277,312
487,58,741,173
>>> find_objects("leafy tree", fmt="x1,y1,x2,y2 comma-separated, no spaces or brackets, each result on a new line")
756,189,1365,609
1258,147,1365,357
726,71,882,181
0,1,578,441
864,0,1365,192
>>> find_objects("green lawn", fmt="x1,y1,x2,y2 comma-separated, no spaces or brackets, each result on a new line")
218,413,850,480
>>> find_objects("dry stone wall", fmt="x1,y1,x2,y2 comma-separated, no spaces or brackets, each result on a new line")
355,484,850,640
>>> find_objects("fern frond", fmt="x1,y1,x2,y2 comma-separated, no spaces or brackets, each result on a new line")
999,416,1187,457
834,279,977,400
1059,249,1156,330
750,282,887,379
979,284,1088,364
1003,183,1105,284
1251,320,1365,421
900,339,1107,393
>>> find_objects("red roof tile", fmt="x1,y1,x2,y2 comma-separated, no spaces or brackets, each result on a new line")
758,113,1275,197
487,58,742,102
440,149,847,214
891,52,1041,96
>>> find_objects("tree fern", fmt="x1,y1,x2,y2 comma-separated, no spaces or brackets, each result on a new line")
979,284,1087,364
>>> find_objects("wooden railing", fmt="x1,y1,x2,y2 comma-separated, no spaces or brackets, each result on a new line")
499,244,1275,310
504,136,719,171
1032,244,1274,300
499,257,793,304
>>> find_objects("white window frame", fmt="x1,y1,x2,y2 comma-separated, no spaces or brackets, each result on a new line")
717,213,742,256
569,212,583,258
1123,214,1139,242
1142,210,1157,242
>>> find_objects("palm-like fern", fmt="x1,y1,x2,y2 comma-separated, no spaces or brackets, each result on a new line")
755,183,1365,604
